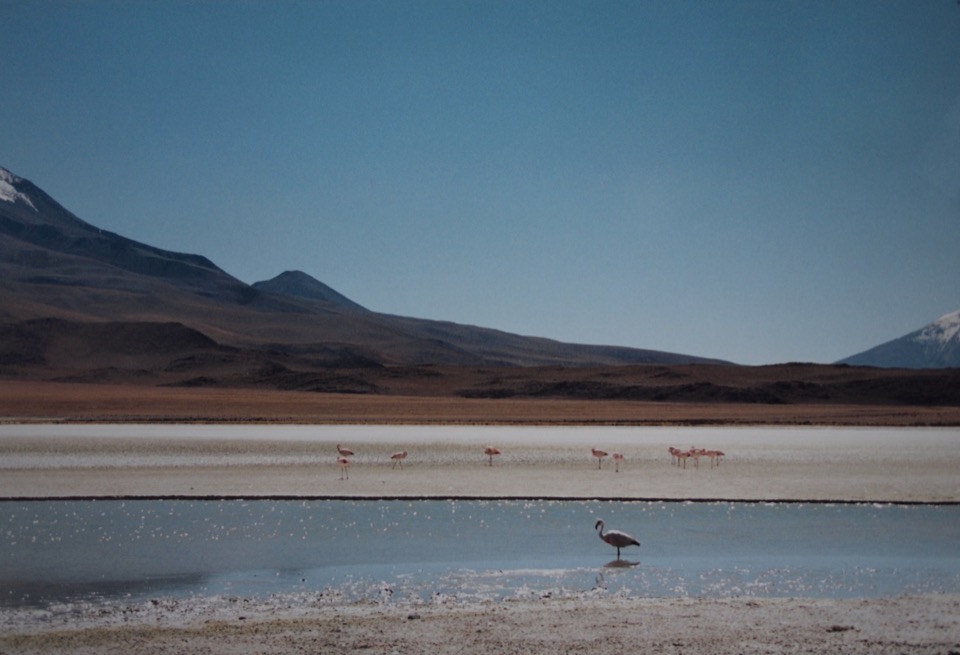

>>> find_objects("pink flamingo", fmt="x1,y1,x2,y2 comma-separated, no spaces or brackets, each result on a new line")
612,452,624,473
689,447,705,468
595,519,640,559
484,446,501,466
704,449,725,468
591,448,608,469
668,447,681,466
337,456,350,480
390,451,408,469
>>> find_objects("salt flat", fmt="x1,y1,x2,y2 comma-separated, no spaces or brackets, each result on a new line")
1,425,957,502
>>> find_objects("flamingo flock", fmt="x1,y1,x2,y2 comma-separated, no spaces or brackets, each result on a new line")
333,444,505,477
669,446,725,468
591,449,626,472
332,443,727,478
590,446,726,472
329,444,505,477
335,444,406,478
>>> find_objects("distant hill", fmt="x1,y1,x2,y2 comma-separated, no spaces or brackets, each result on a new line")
0,165,727,378
252,270,368,312
838,310,960,369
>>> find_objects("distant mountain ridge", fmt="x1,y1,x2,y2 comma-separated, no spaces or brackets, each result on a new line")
4,165,959,404
838,310,960,369
0,165,727,371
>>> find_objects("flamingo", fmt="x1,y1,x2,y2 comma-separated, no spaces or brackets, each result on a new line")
675,450,692,469
337,444,354,457
612,452,624,473
484,446,501,466
704,449,725,468
689,447,705,468
591,448,608,469
668,446,681,466
337,456,350,480
390,451,408,469
594,519,640,559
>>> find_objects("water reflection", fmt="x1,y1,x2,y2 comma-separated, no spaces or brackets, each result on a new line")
1,500,958,609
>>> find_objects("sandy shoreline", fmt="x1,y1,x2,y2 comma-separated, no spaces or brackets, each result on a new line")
3,423,960,653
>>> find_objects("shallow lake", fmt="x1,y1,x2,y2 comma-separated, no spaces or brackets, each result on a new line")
2,499,959,609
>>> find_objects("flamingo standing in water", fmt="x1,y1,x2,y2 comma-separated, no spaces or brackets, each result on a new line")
484,446,501,466
336,444,354,457
594,519,640,559
390,451,408,469
612,452,624,473
337,456,350,480
591,448,608,469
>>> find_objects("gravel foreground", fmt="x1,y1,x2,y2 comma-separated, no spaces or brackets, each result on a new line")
2,594,959,654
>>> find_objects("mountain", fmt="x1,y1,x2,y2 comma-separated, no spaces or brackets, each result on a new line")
0,165,727,379
252,270,367,311
4,166,959,405
837,311,960,369
0,167,246,298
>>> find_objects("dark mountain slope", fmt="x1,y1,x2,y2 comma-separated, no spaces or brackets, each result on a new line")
0,166,724,369
373,314,722,367
0,169,238,296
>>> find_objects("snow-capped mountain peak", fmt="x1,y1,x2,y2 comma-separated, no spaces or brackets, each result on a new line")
916,310,960,347
0,167,37,211
838,308,960,368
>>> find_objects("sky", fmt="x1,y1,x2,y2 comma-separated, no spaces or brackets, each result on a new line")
2,0,959,365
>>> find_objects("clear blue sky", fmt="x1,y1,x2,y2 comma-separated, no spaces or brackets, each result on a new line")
2,1,958,365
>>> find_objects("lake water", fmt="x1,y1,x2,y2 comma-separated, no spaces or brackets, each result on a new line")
2,499,959,609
